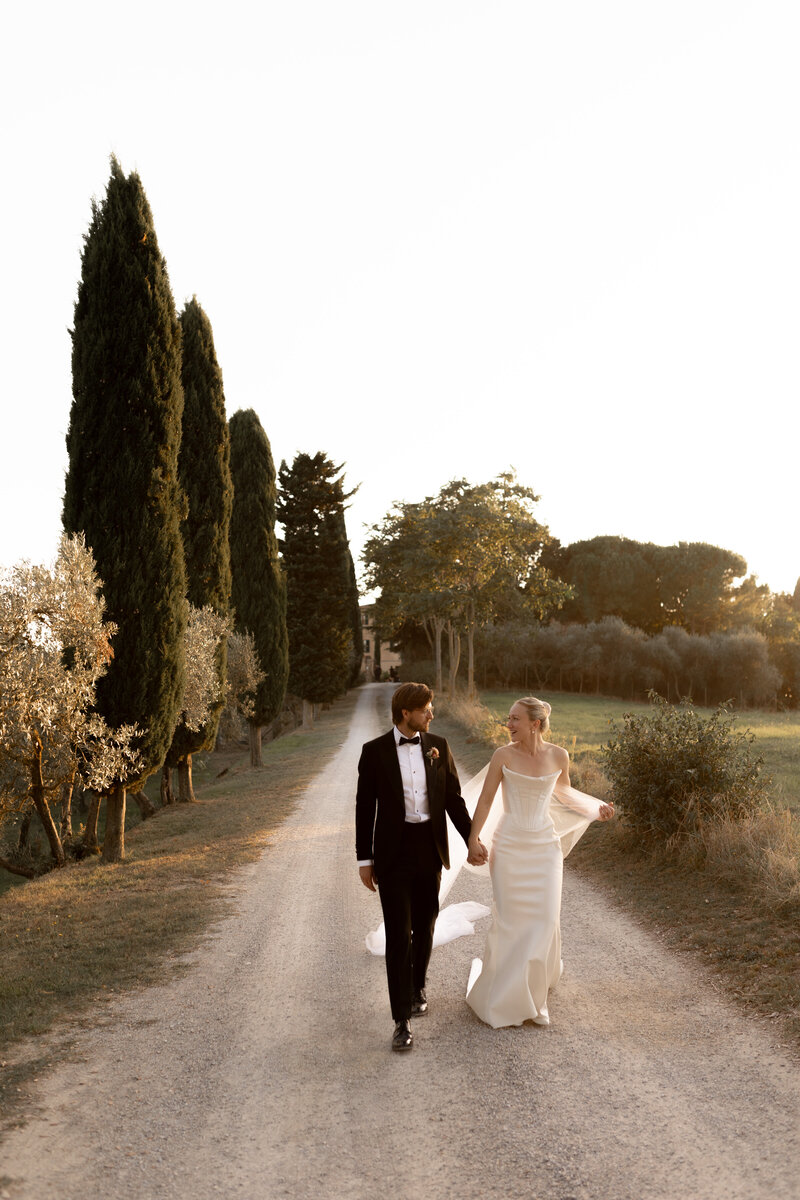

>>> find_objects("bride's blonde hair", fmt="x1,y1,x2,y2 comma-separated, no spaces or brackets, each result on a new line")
515,696,551,734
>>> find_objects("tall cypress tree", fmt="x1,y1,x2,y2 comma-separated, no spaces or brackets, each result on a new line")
63,157,187,862
276,453,357,728
228,409,289,766
165,298,233,802
342,526,364,687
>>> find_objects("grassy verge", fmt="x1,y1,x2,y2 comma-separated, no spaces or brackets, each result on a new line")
437,691,800,1051
0,691,359,1121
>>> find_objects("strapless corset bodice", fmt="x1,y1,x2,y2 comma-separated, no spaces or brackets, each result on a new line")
500,767,560,832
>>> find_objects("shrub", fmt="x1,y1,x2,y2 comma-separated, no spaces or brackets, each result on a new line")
602,694,768,840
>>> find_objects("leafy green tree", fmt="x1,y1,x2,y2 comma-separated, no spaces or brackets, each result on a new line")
228,409,289,765
276,453,356,727
166,298,233,801
364,499,460,692
63,157,187,862
365,472,570,695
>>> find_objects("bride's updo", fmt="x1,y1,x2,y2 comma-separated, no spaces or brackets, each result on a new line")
515,696,551,734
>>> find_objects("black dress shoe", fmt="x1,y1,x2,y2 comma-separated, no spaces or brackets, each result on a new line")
392,1019,413,1051
410,990,428,1017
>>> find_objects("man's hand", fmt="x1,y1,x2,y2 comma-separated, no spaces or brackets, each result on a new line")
359,865,378,891
467,838,488,866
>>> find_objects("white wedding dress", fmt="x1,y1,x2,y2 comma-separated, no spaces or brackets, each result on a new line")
465,766,604,1028
365,762,604,995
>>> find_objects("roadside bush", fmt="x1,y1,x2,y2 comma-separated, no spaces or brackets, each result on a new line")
602,694,768,840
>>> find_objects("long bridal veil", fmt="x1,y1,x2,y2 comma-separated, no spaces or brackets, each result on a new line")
364,763,606,956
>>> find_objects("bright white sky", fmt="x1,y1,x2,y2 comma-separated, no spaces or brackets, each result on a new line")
2,1,798,595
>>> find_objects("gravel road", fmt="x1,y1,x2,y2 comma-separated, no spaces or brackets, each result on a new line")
2,683,799,1200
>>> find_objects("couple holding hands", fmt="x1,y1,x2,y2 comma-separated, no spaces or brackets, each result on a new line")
355,682,613,1051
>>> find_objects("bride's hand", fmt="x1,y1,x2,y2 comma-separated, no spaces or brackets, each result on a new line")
598,802,615,821
467,837,488,865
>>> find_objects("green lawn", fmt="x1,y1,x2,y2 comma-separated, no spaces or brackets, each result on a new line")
480,690,800,810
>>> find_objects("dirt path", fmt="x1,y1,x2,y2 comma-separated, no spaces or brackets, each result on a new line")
2,683,799,1200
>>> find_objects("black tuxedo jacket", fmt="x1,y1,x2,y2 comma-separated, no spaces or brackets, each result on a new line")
355,729,472,872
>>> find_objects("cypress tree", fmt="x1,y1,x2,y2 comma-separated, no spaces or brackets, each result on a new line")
63,157,187,862
228,409,289,766
343,531,364,687
165,298,233,802
276,453,357,728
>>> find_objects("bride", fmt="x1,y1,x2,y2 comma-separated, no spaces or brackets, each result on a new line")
465,696,614,1029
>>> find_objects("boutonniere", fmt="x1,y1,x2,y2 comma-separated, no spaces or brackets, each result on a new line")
426,746,440,764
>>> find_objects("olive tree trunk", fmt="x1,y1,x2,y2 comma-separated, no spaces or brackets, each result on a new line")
17,807,33,851
130,789,156,819
60,775,75,840
30,733,65,867
177,755,196,802
83,792,101,854
102,783,126,863
248,722,263,767
160,764,175,805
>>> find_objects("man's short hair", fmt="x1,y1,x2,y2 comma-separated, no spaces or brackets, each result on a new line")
391,682,433,725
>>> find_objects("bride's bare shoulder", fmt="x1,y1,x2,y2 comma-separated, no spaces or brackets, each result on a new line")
491,745,513,767
545,741,570,765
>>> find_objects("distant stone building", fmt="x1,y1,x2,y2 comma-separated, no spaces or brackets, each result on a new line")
359,604,402,680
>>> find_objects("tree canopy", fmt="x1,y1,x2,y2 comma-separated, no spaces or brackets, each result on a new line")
364,472,570,693
546,535,749,634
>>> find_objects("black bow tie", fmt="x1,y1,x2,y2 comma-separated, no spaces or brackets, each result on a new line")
398,735,420,746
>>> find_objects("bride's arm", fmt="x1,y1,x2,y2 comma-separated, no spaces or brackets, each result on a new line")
553,746,614,821
467,751,504,854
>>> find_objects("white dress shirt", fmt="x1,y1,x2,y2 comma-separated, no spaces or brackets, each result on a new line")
394,726,431,824
356,727,431,867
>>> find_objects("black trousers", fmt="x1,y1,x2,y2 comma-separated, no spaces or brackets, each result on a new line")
377,822,442,1021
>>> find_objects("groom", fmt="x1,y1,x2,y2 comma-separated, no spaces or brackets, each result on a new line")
356,682,487,1051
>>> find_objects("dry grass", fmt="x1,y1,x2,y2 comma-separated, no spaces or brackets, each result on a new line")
686,805,800,914
439,693,507,749
0,691,360,1118
438,691,800,1051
